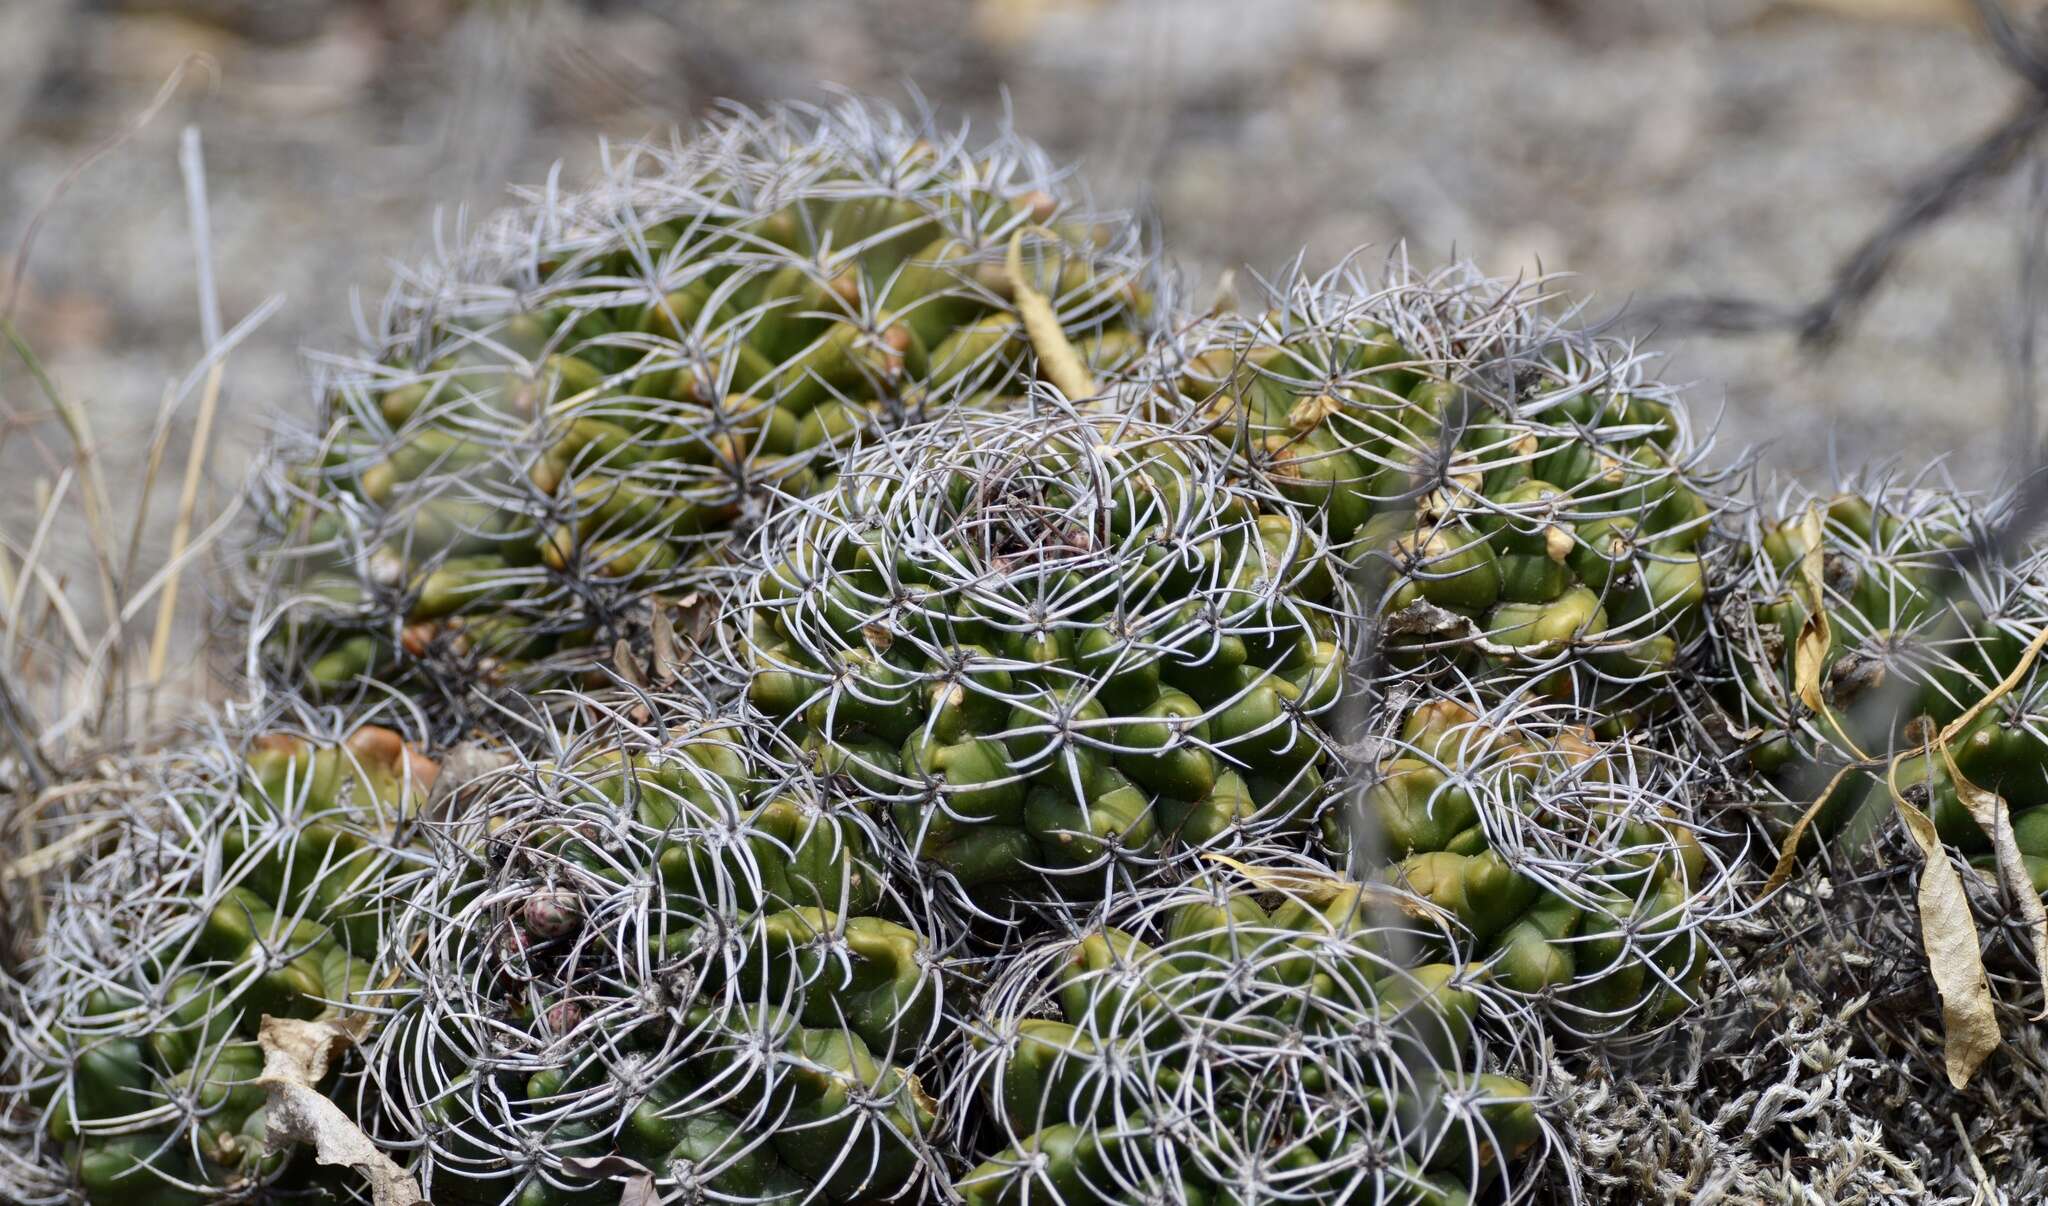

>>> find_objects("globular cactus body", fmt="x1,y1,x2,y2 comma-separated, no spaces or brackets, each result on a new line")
1165,260,1732,725
369,694,952,1205
1719,478,2048,860
736,403,1349,919
949,862,1547,1204
0,722,436,1205
1337,693,1740,1037
247,99,1158,725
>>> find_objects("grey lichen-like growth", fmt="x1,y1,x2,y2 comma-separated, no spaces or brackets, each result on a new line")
733,400,1354,928
365,688,956,1205
239,96,1162,734
945,855,1554,1205
1546,877,2048,1203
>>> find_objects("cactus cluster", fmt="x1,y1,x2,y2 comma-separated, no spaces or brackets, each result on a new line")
9,95,2048,1206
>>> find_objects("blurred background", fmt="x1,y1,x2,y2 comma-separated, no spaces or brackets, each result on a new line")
0,0,2030,720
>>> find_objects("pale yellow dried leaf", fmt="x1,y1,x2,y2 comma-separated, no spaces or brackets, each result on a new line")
1201,852,1349,902
1199,852,1450,922
1937,735,2048,1018
1887,771,2000,1090
1005,227,1096,402
1790,504,1833,717
1760,762,1858,897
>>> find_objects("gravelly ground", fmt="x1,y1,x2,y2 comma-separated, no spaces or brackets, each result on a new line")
0,0,2033,705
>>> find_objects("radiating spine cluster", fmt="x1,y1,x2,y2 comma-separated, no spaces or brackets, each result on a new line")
1336,691,1745,1039
949,860,1547,1205
1164,259,1733,726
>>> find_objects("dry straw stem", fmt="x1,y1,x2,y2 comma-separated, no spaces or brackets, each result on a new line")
2,319,117,651
144,125,228,707
0,63,216,696
1008,224,1097,400
0,69,278,793
0,781,130,884
144,357,223,701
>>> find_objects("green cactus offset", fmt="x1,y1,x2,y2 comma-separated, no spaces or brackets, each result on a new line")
1169,259,1730,730
949,860,1546,1205
1718,476,2048,867
1337,691,1739,1039
0,721,436,1206
736,403,1350,922
368,693,952,1205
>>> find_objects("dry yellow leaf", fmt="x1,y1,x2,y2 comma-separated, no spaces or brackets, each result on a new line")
1202,851,1351,902
1937,735,2048,1018
1005,227,1097,402
1886,766,2000,1090
1761,762,1858,897
1789,504,1833,718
